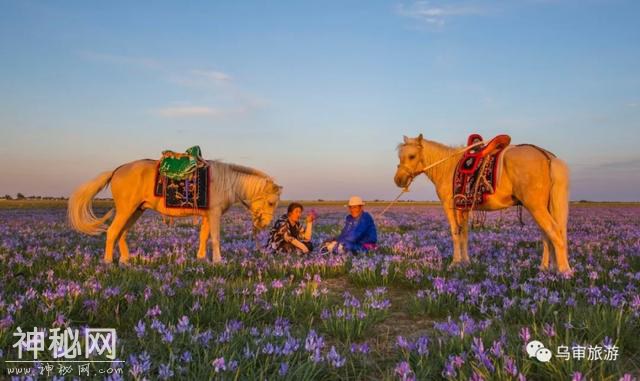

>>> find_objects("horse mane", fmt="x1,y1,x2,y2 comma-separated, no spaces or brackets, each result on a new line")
396,138,460,153
225,163,272,180
207,160,279,201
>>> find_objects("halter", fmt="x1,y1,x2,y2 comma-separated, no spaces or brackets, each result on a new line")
238,193,274,227
396,141,427,182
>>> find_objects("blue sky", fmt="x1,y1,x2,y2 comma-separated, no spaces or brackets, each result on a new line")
1,0,639,201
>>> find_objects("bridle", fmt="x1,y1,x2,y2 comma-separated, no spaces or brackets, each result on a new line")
396,141,426,183
238,193,274,228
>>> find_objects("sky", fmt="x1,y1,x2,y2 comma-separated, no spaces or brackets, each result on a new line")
1,0,639,201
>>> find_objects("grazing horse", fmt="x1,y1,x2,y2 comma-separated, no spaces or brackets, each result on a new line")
68,160,282,264
394,134,571,273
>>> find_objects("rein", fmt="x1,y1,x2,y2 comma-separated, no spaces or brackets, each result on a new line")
377,140,486,218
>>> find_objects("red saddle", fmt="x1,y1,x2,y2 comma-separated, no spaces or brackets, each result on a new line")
458,134,511,174
453,134,511,210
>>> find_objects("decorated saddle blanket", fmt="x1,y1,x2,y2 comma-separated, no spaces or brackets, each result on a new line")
453,134,511,210
159,146,203,180
154,146,209,209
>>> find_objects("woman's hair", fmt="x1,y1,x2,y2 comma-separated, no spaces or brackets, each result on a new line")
287,202,304,215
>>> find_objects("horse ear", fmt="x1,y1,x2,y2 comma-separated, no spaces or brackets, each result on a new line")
417,133,423,141
403,135,409,143
269,181,282,194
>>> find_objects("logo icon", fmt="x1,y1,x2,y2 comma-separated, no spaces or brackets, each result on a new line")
526,340,553,363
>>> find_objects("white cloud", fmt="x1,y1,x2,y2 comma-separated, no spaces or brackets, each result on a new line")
191,69,232,83
156,106,222,117
396,1,487,26
81,51,266,120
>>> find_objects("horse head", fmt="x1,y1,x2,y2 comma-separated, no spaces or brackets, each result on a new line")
394,133,425,188
246,180,282,230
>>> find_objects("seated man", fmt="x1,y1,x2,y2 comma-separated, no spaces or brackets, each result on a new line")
266,202,315,254
325,196,377,254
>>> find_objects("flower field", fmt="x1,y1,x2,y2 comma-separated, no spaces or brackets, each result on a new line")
0,203,638,380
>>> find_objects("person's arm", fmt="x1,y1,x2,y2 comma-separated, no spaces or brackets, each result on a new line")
339,216,369,244
284,223,310,254
337,217,353,243
350,215,372,243
303,221,313,241
366,213,377,243
291,238,310,253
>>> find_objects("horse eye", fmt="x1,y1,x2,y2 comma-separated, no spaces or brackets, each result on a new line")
268,202,274,207
409,155,416,160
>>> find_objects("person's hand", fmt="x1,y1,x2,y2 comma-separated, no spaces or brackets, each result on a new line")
306,210,317,223
293,239,310,254
325,241,337,253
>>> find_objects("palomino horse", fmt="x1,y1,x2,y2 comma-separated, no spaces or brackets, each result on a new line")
394,134,571,273
68,160,282,264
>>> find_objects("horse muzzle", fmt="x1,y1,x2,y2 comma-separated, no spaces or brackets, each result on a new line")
394,165,414,188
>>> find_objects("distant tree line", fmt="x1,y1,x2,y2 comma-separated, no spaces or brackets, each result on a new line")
2,194,113,201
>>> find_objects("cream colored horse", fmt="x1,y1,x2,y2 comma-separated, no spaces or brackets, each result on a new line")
394,134,571,273
68,160,282,264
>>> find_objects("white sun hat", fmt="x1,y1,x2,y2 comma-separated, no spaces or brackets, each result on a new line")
346,196,365,207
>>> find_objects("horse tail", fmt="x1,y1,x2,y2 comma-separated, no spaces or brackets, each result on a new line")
549,158,570,241
67,170,115,235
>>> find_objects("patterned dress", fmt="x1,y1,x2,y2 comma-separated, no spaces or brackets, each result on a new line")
266,214,310,253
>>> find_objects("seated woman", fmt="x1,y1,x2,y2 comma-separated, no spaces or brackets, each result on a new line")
323,196,377,254
266,202,315,254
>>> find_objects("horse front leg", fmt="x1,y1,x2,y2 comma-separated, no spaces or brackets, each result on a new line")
442,203,463,268
197,216,210,261
540,236,556,271
458,211,470,264
208,208,223,263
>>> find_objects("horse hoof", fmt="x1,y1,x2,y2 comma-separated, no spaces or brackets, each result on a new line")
448,262,462,270
558,268,574,278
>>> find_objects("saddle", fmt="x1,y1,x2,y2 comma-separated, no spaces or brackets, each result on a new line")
458,134,511,174
159,146,205,180
453,134,511,210
154,146,210,209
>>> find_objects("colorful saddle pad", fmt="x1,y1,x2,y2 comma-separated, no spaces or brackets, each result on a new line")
158,146,203,180
453,134,510,210
154,146,209,209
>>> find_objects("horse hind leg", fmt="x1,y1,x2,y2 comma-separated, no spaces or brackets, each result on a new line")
548,158,570,273
527,206,571,274
117,209,144,264
104,206,138,264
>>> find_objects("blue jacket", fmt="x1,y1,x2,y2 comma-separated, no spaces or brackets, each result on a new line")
337,212,377,252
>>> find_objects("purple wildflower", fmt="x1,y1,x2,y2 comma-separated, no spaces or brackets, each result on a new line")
212,357,226,373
